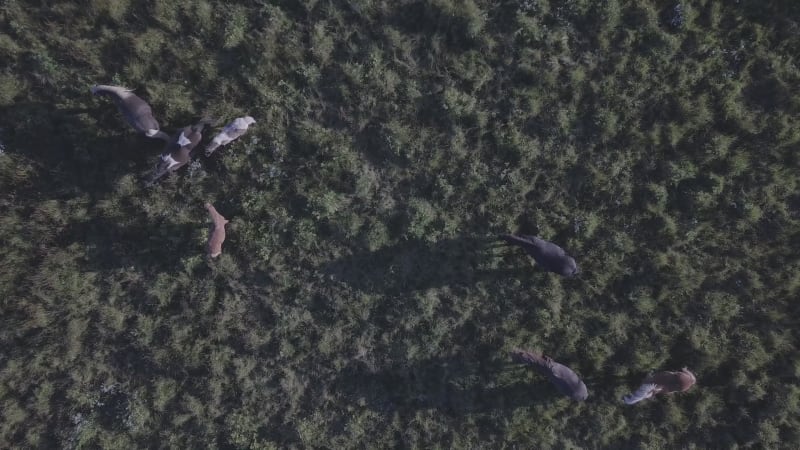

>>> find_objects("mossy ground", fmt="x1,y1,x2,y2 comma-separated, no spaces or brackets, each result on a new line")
1,0,800,448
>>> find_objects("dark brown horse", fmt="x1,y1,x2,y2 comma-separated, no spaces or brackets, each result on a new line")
622,368,696,404
511,349,588,401
148,119,213,183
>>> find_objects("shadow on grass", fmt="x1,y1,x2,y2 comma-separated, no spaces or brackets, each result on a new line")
58,216,203,274
333,353,566,415
319,236,533,294
0,102,165,195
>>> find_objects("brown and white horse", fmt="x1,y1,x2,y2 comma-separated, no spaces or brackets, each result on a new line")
148,119,213,183
623,368,696,404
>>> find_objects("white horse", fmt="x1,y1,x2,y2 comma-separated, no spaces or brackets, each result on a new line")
205,116,256,156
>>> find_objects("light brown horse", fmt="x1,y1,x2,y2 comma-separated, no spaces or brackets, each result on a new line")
622,368,696,404
205,203,228,258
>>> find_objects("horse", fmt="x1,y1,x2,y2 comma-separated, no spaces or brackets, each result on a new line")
511,349,588,401
148,118,213,184
498,234,579,277
205,203,229,258
622,368,696,404
205,116,256,156
90,85,170,140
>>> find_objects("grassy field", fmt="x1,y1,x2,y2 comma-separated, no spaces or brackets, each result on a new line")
1,0,800,448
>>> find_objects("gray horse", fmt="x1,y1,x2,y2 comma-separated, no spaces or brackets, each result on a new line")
511,349,588,401
498,234,579,277
90,85,170,140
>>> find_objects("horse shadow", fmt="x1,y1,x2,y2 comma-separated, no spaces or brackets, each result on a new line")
332,352,566,416
319,236,535,295
57,215,204,274
0,102,166,194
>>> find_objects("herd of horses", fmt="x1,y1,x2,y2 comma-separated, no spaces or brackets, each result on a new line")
90,84,249,258
90,85,696,405
500,236,696,403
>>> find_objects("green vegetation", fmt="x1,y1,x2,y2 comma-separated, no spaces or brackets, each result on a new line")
1,0,800,447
